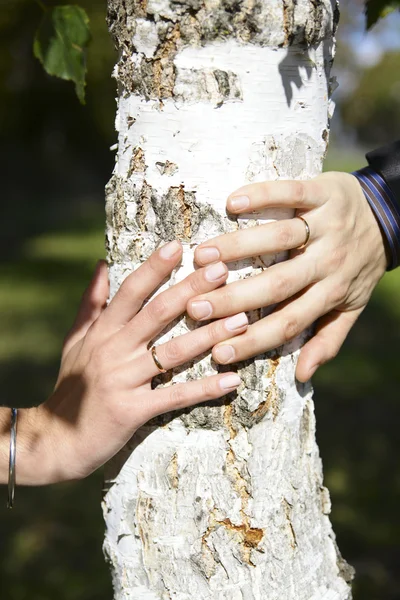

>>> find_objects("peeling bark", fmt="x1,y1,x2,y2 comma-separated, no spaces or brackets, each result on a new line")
103,1,354,598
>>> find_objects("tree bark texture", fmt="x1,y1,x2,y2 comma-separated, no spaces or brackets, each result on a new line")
103,1,354,598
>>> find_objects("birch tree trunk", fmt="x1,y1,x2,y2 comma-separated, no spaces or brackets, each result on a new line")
102,1,354,597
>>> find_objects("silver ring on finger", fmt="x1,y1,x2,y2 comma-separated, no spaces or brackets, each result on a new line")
295,216,311,250
150,346,167,373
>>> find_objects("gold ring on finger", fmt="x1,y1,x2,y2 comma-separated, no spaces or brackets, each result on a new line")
151,346,167,373
295,216,311,250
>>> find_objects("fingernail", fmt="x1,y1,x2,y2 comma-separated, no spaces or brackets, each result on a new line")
214,345,235,364
159,240,181,259
191,300,213,320
229,196,250,211
205,262,227,282
196,247,220,264
220,373,241,390
225,312,248,331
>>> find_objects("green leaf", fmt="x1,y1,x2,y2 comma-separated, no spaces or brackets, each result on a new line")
365,0,400,29
33,5,91,104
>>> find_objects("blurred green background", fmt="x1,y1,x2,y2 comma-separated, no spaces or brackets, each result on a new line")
1,1,400,598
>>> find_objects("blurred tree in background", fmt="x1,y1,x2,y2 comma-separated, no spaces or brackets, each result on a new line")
342,51,400,146
1,2,115,599
0,1,400,599
0,0,115,257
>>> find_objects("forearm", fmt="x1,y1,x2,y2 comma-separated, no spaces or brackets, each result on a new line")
0,407,11,484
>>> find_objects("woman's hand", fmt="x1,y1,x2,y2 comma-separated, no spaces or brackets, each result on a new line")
17,242,247,485
187,172,388,382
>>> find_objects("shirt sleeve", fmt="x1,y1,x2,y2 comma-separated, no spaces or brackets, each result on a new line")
352,166,400,271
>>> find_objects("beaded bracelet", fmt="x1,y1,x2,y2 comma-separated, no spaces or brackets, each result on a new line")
7,408,18,509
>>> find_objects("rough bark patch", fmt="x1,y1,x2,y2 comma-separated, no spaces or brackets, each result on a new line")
107,0,339,97
105,175,128,263
174,68,243,105
128,146,146,175
155,160,179,175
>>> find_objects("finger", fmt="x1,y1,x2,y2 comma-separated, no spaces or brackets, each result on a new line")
141,372,242,422
116,261,229,352
129,312,248,386
226,179,328,214
63,260,109,356
194,218,311,266
101,241,182,330
187,256,314,321
295,308,362,382
211,281,334,364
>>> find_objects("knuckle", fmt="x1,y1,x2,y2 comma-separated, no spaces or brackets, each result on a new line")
117,274,145,307
328,247,346,271
276,223,294,249
188,272,206,296
201,378,217,399
147,250,169,276
234,333,252,359
169,385,188,410
261,180,272,200
229,231,245,254
307,255,320,283
281,315,300,342
147,295,170,323
272,274,291,300
330,283,347,306
163,339,184,364
119,271,136,295
306,179,320,202
291,181,306,205
207,322,224,345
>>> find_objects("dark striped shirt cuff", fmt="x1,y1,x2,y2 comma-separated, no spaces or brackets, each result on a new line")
352,166,400,271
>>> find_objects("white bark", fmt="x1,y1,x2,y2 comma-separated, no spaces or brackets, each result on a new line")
103,1,354,598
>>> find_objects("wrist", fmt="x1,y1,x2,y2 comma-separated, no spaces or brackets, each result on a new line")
15,406,60,486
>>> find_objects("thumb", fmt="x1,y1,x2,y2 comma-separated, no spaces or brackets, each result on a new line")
296,308,362,382
63,260,109,357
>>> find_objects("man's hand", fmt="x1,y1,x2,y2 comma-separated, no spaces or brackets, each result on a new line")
188,172,388,382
